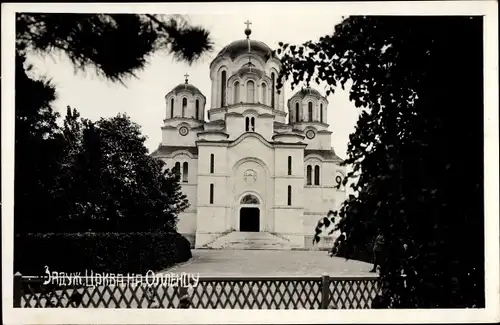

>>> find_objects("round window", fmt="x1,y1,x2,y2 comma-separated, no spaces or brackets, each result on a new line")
179,126,189,136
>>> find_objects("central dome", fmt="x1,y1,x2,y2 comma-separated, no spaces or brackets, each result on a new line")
215,39,273,61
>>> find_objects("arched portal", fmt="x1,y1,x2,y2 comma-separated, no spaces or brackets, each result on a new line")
232,157,269,233
239,194,260,232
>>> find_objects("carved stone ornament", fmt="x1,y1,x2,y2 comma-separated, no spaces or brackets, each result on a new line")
243,169,257,184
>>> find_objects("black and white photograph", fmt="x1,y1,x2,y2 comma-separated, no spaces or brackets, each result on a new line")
2,1,499,324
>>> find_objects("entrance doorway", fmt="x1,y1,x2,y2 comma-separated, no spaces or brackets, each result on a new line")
239,207,260,232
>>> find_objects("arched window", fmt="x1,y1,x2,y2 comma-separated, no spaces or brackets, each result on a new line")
247,80,255,103
306,165,312,185
320,103,323,123
195,99,200,119
240,194,259,204
245,117,250,132
314,165,320,185
271,73,276,108
221,71,227,106
209,184,214,204
170,98,174,118
210,154,214,174
174,162,181,177
287,185,292,206
182,162,189,183
261,83,267,105
308,102,313,121
295,103,300,122
250,117,255,131
182,98,187,117
234,81,240,103
288,156,292,175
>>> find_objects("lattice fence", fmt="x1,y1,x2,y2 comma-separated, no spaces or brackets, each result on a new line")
328,278,379,309
189,277,324,309
14,274,379,309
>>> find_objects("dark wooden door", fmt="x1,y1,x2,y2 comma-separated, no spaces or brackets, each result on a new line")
240,208,260,232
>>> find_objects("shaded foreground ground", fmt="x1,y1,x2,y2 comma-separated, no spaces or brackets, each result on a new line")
161,249,374,276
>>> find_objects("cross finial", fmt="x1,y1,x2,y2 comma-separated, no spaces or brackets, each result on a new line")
184,73,189,84
244,20,252,39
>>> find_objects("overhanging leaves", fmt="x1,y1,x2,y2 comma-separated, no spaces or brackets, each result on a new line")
275,16,484,308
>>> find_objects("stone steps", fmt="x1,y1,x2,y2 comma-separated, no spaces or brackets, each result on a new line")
205,231,299,250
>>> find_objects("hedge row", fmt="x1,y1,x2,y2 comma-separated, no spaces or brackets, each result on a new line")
14,231,192,276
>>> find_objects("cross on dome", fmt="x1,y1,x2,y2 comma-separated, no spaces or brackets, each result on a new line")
184,73,189,84
244,20,252,39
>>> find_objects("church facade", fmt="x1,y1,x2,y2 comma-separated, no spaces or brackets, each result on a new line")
151,24,346,249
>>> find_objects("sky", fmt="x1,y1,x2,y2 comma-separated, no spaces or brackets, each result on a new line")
25,13,363,160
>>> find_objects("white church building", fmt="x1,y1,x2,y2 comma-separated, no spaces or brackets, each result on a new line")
151,23,346,249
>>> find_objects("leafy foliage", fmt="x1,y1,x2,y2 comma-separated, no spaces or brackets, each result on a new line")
16,105,189,233
16,13,213,82
15,13,210,234
275,16,484,308
14,54,68,232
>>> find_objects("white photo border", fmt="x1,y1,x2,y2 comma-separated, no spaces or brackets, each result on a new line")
2,1,498,324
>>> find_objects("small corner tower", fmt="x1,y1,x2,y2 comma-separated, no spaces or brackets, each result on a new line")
164,74,206,122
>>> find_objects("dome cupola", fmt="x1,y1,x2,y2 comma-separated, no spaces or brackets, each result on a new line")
290,87,324,100
165,74,206,121
287,87,329,125
209,21,284,111
210,21,275,67
171,83,203,95
215,39,274,62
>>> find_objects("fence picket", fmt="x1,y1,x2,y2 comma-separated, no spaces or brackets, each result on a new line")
321,275,330,309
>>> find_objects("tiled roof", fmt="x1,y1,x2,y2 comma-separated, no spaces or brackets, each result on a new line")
304,149,343,162
151,146,198,157
205,120,226,125
273,121,288,128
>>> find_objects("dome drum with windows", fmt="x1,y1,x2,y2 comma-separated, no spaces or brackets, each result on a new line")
287,87,329,125
165,74,206,121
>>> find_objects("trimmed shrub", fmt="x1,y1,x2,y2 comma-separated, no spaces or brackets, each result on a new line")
174,234,192,263
14,231,192,276
335,240,374,264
